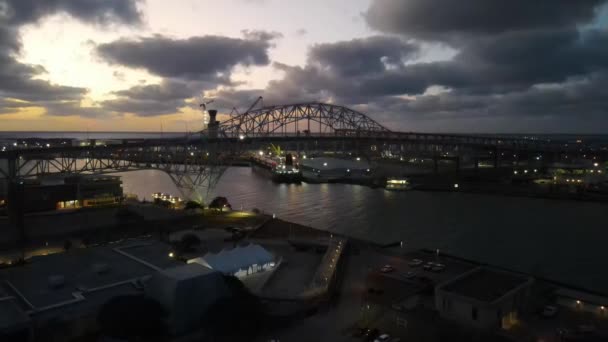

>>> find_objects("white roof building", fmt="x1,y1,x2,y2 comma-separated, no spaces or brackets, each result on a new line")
188,244,275,278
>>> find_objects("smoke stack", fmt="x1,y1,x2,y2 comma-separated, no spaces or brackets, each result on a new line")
208,110,218,124
207,109,219,139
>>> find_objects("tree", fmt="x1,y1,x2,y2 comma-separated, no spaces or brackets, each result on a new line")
201,275,265,341
184,200,203,210
98,295,168,342
63,240,72,252
209,196,231,211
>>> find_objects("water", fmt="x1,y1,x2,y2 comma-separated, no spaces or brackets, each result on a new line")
119,167,608,294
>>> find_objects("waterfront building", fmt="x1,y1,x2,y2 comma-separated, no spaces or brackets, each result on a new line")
435,267,534,331
0,175,123,213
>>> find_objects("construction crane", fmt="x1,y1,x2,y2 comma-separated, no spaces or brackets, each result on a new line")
198,98,214,111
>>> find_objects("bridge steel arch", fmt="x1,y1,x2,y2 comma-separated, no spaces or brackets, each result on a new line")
217,102,390,138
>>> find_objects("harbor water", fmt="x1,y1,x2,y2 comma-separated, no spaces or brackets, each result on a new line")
118,166,608,294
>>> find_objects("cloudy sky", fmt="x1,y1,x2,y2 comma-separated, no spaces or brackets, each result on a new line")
1,0,608,133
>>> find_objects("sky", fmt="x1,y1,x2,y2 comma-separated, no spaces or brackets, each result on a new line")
1,0,608,133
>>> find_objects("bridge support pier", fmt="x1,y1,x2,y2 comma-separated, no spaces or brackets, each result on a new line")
6,156,26,260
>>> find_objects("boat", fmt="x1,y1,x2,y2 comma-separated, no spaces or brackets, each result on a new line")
385,178,411,191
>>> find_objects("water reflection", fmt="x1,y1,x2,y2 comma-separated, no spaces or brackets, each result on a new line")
117,167,608,293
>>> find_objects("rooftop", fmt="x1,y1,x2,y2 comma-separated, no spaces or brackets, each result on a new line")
0,239,181,322
440,267,532,303
161,263,216,281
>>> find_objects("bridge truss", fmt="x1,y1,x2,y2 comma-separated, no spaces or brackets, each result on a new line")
217,102,390,138
0,142,235,202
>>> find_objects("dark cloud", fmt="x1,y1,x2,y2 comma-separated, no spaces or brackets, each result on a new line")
0,55,88,103
213,23,608,132
0,0,141,115
44,101,108,118
100,80,200,116
3,0,142,26
96,32,279,81
309,36,419,77
365,0,605,41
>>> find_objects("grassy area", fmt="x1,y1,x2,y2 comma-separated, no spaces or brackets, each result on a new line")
193,209,268,228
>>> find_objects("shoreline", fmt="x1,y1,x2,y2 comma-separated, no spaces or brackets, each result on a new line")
1,205,607,299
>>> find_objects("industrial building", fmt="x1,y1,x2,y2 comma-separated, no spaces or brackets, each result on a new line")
0,240,182,341
0,175,123,213
145,263,230,335
0,239,278,341
435,267,534,330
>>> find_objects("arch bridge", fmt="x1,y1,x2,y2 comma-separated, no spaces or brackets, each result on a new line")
1,102,604,202
216,102,390,138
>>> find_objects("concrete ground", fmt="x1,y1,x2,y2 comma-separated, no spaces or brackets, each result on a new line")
260,243,323,298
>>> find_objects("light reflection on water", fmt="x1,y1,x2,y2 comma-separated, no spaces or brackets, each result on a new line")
118,167,608,294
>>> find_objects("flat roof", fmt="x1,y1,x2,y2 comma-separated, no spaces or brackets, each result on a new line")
161,263,216,281
440,267,532,303
0,239,181,322
0,297,30,331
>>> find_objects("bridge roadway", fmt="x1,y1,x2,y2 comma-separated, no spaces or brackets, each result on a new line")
2,100,604,184
0,131,604,181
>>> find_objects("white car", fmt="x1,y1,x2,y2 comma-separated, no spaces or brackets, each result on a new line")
374,333,390,342
380,265,394,273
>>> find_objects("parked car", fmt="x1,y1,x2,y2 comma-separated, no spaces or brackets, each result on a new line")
374,333,390,342
408,258,423,267
380,264,394,273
